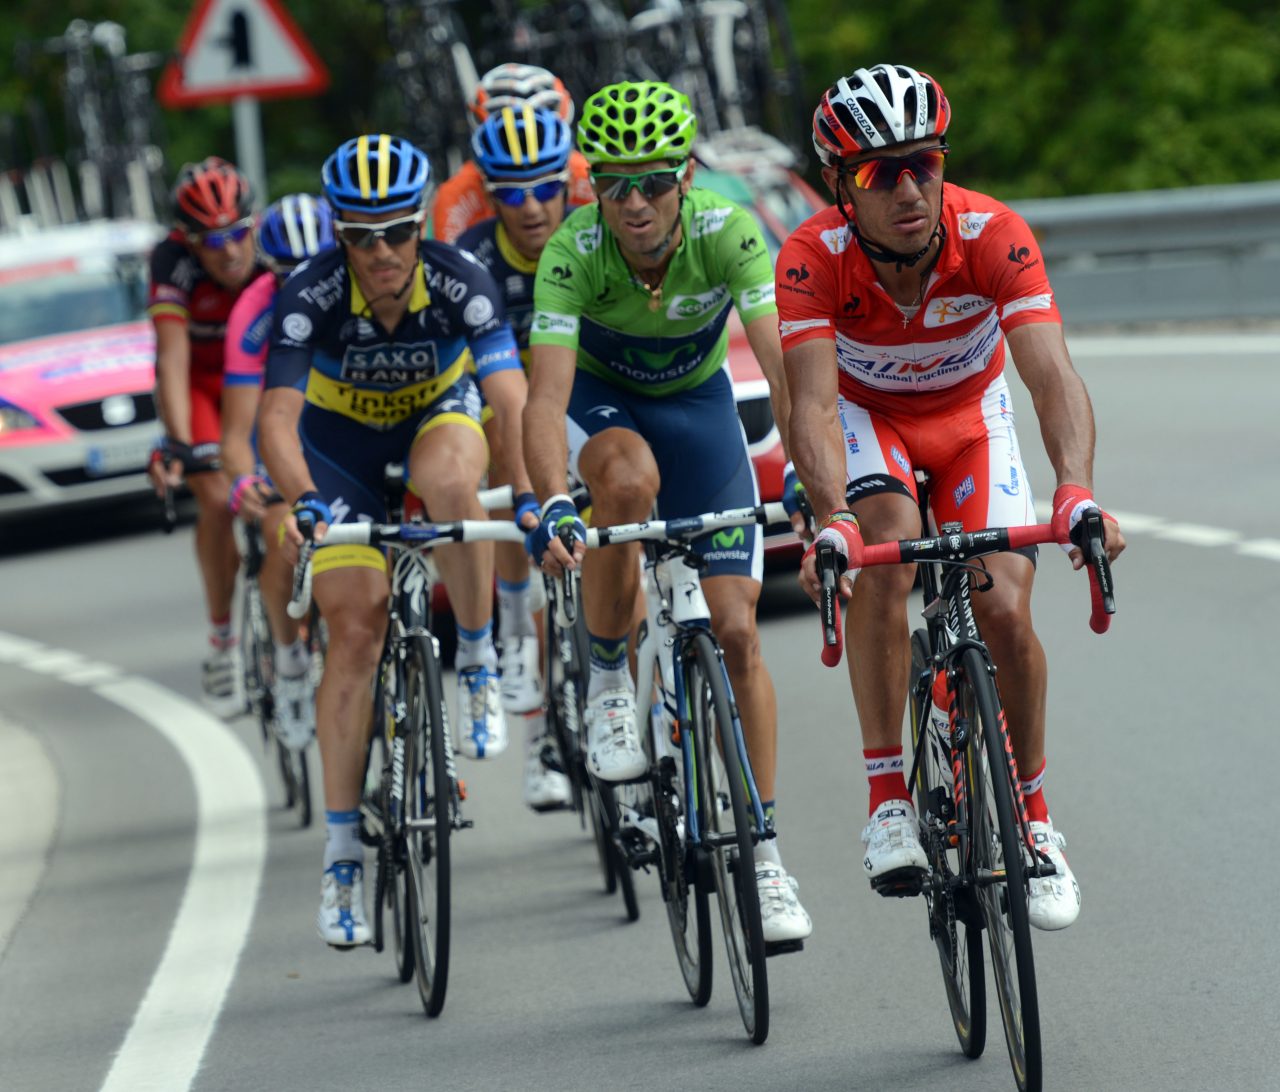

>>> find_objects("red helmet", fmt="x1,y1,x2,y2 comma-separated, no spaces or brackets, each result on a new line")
813,64,950,167
171,157,253,231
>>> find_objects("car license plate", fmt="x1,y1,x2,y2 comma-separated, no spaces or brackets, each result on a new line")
86,435,155,477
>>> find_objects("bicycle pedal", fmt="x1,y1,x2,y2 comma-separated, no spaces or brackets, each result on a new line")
871,867,926,898
765,939,805,958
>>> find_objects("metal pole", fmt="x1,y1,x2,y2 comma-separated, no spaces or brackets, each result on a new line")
232,95,267,207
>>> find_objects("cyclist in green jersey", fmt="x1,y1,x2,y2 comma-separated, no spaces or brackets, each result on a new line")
523,81,811,945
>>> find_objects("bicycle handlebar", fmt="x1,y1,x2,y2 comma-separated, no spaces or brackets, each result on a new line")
814,517,1116,665
584,501,788,548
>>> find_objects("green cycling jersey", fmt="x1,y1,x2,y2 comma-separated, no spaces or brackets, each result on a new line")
530,187,777,396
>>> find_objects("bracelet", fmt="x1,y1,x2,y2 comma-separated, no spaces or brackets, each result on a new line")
820,510,859,530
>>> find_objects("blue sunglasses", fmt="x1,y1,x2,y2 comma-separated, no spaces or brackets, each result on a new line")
189,218,254,249
485,174,568,207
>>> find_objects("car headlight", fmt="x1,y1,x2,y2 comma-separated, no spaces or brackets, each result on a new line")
0,398,41,435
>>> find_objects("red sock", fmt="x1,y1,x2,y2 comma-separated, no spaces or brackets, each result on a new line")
865,747,909,814
1020,758,1049,823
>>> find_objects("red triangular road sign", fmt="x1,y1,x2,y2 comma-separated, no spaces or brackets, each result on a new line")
158,0,329,108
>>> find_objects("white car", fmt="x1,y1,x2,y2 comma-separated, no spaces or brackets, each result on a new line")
0,219,165,522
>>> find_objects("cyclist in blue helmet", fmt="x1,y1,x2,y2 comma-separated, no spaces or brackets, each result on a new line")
221,193,338,755
457,106,580,812
261,134,536,947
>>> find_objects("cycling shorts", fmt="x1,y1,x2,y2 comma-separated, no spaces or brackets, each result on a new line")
301,373,484,572
190,369,224,451
837,372,1038,556
565,367,762,581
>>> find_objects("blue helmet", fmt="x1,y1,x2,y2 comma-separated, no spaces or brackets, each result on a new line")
321,134,430,213
471,106,572,182
257,193,336,268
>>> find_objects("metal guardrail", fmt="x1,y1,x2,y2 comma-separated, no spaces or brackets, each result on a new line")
1009,180,1280,325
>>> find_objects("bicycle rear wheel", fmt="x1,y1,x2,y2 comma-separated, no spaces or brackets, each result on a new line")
688,632,768,1044
909,629,985,1058
962,647,1041,1091
404,636,452,1017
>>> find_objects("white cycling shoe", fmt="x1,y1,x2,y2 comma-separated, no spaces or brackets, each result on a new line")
861,799,928,886
272,671,315,752
755,862,813,944
316,861,371,948
455,666,507,759
584,687,647,782
523,732,572,812
202,642,243,719
1027,818,1081,930
499,636,544,715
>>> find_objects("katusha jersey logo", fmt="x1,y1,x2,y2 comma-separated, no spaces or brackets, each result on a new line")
924,294,990,328
690,206,732,238
667,288,727,321
957,211,994,239
820,224,852,255
340,341,440,383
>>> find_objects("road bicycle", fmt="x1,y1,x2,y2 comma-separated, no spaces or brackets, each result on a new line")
584,500,788,1044
542,523,640,921
814,473,1115,1091
289,510,524,1016
235,515,314,827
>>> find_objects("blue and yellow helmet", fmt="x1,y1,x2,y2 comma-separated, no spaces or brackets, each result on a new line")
321,134,429,214
472,106,572,182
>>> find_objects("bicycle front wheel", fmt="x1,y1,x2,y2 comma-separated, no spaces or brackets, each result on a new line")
689,632,768,1044
909,629,985,1058
404,636,452,1017
962,647,1041,1091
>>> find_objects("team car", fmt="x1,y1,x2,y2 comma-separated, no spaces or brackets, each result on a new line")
0,219,165,522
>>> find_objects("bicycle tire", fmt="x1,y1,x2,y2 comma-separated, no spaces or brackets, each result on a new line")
646,652,712,1005
962,646,1041,1091
596,780,640,922
381,690,415,984
295,746,313,828
405,635,452,1017
909,629,985,1059
688,631,768,1044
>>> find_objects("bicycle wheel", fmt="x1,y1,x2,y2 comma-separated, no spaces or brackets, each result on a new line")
688,632,768,1044
404,636,452,1017
646,650,712,1004
909,630,985,1059
961,646,1041,1091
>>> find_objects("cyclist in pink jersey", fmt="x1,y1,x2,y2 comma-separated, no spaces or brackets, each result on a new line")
780,64,1124,931
222,194,337,751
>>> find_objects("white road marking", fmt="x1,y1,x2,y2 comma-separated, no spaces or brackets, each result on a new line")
1033,503,1277,562
0,716,59,959
1067,333,1280,357
0,632,265,1092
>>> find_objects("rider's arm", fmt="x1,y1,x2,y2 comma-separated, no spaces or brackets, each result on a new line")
1005,323,1095,490
523,342,577,502
220,385,260,483
783,337,846,520
153,319,193,442
742,313,791,459
477,363,533,500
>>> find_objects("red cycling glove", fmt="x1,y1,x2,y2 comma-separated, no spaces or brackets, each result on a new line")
803,511,865,573
1051,483,1114,549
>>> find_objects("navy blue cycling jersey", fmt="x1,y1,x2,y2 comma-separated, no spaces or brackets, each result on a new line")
455,218,536,364
265,240,520,431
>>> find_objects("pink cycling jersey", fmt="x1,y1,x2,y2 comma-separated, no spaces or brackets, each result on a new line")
776,184,1061,418
223,270,278,389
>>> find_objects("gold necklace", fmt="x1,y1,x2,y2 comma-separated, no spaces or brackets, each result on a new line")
639,269,667,311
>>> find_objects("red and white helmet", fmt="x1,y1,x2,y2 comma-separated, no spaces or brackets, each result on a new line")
469,63,574,129
171,156,253,231
812,64,950,167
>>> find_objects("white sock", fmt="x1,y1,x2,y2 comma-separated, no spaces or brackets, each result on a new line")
497,577,537,641
275,639,309,678
456,622,498,672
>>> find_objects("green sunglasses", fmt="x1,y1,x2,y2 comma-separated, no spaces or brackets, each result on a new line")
591,163,688,202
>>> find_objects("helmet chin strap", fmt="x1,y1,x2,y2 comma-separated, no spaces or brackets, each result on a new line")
835,172,945,272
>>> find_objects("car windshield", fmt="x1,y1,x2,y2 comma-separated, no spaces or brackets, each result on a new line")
0,254,149,346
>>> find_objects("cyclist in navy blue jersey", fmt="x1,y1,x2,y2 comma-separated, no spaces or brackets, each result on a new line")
457,105,579,812
258,134,535,948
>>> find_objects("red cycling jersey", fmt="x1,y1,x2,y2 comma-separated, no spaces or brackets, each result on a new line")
776,184,1061,418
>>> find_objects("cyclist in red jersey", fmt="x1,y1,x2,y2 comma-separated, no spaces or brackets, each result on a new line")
779,64,1124,931
429,63,595,244
148,157,265,714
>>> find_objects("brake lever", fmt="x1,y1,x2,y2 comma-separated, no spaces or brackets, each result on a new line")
1080,508,1115,632
817,540,843,667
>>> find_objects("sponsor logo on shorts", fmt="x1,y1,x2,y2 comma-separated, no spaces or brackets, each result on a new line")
954,475,975,507
891,445,910,473
712,527,745,550
997,465,1021,496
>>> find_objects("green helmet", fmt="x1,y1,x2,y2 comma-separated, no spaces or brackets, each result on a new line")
577,81,698,165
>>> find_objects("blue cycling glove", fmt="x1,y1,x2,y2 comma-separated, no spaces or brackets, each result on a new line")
513,490,541,529
526,494,587,564
292,490,333,539
781,461,806,520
